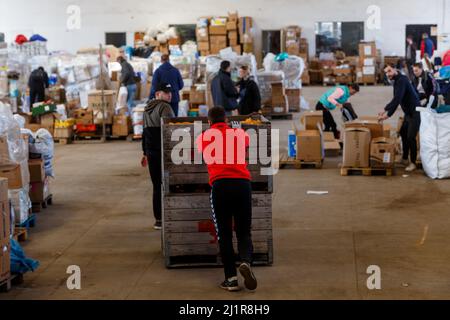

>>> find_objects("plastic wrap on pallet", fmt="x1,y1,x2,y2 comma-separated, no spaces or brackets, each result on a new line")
178,100,189,117
116,86,128,111
10,238,39,274
256,70,285,104
132,105,145,136
29,129,54,177
263,53,305,89
0,102,28,165
9,188,31,225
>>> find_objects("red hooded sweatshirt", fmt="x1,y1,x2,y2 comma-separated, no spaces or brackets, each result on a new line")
196,122,251,186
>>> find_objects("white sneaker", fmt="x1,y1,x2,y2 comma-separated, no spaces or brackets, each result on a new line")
405,163,417,172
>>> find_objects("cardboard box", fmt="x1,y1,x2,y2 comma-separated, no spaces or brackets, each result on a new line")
197,41,210,51
243,42,253,53
228,12,238,22
93,109,114,125
343,127,371,168
112,115,131,137
209,25,227,35
0,240,10,283
88,90,116,111
359,41,376,58
229,38,239,46
196,27,209,42
0,164,22,189
345,119,383,139
370,137,396,168
29,177,51,203
301,111,323,130
228,30,238,40
190,88,206,104
54,127,73,139
239,17,253,36
296,130,323,162
325,140,341,157
0,136,11,165
286,89,301,112
72,108,94,125
28,159,45,183
232,45,242,54
226,21,238,31
362,74,376,84
209,36,227,45
40,113,55,128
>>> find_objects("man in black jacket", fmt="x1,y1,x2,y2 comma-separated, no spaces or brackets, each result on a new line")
412,62,438,108
28,67,49,105
117,56,137,115
237,66,261,115
141,83,175,230
211,61,239,115
405,35,417,75
379,64,421,172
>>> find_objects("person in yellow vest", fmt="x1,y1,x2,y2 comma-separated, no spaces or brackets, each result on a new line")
315,83,360,139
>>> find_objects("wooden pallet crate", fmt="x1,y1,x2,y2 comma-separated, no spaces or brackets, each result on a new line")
340,167,394,176
279,154,323,169
162,192,273,268
13,227,28,242
0,274,24,293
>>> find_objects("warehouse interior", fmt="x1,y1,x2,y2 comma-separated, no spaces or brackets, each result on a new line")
0,0,450,301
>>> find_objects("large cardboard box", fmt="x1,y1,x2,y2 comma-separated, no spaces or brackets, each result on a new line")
232,45,242,54
209,25,227,35
29,177,51,203
112,115,131,137
226,21,238,31
197,41,210,51
196,27,209,42
28,159,45,183
54,127,74,139
301,111,323,130
0,136,11,165
370,137,396,168
0,240,10,283
190,88,206,104
209,35,227,46
359,41,376,58
0,164,22,189
286,89,301,112
296,130,323,162
88,90,116,112
238,17,253,37
343,127,371,168
345,119,383,139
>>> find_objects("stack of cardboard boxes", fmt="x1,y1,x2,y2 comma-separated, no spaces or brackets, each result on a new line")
112,115,131,137
284,26,302,56
321,59,338,86
196,18,210,56
28,158,50,205
357,41,377,84
285,89,301,113
270,83,288,114
296,111,324,163
209,17,228,55
239,17,253,53
308,59,323,85
227,12,241,54
333,51,354,84
0,177,10,285
87,90,116,125
343,118,395,169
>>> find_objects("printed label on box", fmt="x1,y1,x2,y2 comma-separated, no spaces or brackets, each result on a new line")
383,152,391,163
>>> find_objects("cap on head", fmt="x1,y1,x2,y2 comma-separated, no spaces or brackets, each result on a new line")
208,106,226,124
156,82,172,93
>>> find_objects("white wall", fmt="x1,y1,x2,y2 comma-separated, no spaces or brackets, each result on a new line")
1,0,449,64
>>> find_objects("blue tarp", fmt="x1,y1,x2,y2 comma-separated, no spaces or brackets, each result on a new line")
10,239,39,274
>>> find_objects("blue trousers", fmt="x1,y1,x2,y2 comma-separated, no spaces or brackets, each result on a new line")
127,84,137,115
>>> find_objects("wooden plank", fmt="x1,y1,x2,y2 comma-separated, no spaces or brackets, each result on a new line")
168,241,270,257
164,206,272,221
163,193,272,210
164,218,272,233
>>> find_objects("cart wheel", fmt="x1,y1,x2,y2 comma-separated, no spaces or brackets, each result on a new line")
47,196,53,206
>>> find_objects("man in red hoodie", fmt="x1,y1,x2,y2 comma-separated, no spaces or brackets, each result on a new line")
196,106,257,292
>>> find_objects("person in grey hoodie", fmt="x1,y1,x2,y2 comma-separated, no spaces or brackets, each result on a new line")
141,82,175,230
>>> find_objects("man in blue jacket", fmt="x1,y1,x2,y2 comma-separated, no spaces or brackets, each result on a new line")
378,64,421,172
211,61,239,116
150,54,184,116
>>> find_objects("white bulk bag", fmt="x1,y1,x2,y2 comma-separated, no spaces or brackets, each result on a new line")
419,106,450,179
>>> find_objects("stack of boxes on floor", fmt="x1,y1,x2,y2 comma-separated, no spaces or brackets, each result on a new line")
333,51,353,85
343,117,395,170
28,157,49,210
0,177,10,285
291,111,324,163
299,38,310,86
319,53,338,86
356,41,377,85
270,83,288,114
196,13,253,56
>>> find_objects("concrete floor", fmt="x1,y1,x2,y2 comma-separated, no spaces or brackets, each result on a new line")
2,86,450,300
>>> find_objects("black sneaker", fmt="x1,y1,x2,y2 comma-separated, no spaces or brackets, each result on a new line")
153,220,162,230
219,277,240,292
239,263,257,290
